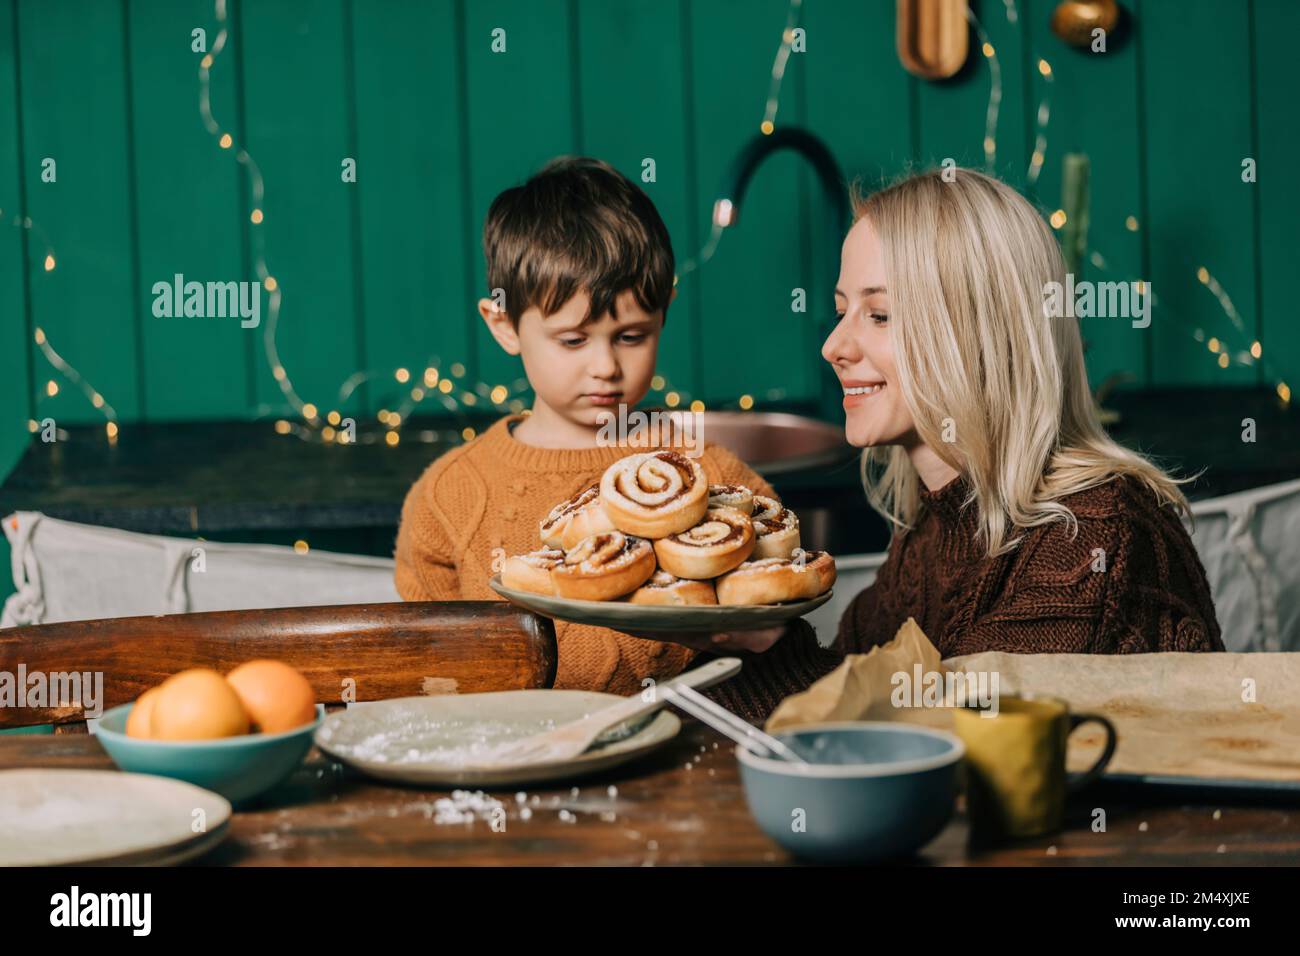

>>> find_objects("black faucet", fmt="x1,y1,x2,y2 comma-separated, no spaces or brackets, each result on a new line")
712,127,850,422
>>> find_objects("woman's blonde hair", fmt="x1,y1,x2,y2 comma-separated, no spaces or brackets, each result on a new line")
852,167,1187,555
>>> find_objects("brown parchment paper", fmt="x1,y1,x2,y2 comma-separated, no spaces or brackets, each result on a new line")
766,618,1300,783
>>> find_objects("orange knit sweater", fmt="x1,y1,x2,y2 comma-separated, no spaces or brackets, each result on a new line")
393,414,780,695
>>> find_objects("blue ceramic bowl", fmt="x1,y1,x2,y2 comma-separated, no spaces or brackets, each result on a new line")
95,703,325,804
737,722,964,863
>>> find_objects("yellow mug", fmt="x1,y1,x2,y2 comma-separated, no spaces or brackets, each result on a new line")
952,694,1117,840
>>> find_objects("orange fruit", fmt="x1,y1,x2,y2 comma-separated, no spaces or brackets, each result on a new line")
125,686,160,739
149,668,250,740
225,660,316,734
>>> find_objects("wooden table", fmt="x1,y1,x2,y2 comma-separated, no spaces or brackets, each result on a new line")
4,719,1297,866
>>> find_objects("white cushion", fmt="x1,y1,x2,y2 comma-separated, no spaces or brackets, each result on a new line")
2,511,399,627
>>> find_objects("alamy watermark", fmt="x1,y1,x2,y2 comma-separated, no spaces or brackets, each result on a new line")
152,273,261,328
891,664,1000,715
596,404,705,458
0,664,104,718
1043,274,1151,329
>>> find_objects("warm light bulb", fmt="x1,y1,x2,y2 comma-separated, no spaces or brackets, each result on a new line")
43,254,55,271
327,410,340,425
1251,341,1262,359
385,431,400,447
665,391,680,408
302,403,318,419
274,420,291,434
651,375,665,391
321,426,336,442
294,540,309,554
438,379,453,394
1218,353,1230,368
106,422,118,440
690,400,705,413
250,208,263,224
423,367,438,387
264,276,278,292
219,133,232,149
490,385,507,404
1038,59,1052,77
1197,267,1209,284
461,427,476,441
91,393,103,408
450,362,465,377
395,367,410,383
33,327,45,345
983,42,995,57
739,394,754,410
46,380,58,397
1125,216,1139,231
760,120,774,136
1049,210,1067,229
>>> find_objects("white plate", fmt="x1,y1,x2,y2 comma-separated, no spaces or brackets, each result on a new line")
314,689,681,787
0,769,231,866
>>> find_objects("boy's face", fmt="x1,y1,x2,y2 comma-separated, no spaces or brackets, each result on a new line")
480,288,664,429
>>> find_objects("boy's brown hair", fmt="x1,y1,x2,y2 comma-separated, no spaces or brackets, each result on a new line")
483,156,674,326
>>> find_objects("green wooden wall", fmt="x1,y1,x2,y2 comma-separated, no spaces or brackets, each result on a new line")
2,0,1297,491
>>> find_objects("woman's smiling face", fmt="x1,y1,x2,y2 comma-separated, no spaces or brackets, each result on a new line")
822,216,917,449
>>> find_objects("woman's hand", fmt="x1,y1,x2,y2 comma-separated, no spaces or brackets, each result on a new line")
618,625,787,655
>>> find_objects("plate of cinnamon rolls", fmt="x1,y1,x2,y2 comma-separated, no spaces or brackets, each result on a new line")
489,450,836,631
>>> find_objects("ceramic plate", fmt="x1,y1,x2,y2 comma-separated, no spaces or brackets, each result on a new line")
489,575,833,632
0,769,231,866
314,689,680,787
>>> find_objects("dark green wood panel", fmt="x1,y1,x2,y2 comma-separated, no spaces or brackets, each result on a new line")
17,0,142,425
803,0,914,407
915,0,1029,188
0,0,29,602
576,0,698,397
1025,0,1148,388
463,0,576,393
1142,0,1257,386
689,0,813,406
128,0,250,419
1252,0,1300,397
240,0,362,417
350,0,473,417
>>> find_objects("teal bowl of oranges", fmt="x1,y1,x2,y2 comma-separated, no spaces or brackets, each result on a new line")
94,661,323,804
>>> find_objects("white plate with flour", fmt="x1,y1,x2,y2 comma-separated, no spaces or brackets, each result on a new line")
0,769,231,866
314,690,681,787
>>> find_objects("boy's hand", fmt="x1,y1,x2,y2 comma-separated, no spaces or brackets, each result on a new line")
617,625,786,655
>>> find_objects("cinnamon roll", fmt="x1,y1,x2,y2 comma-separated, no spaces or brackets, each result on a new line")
628,569,718,606
551,531,656,602
750,494,801,559
500,547,565,596
715,550,837,605
653,506,755,579
599,451,708,539
708,483,754,515
539,484,602,549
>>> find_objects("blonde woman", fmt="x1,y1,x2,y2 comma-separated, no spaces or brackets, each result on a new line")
825,168,1222,657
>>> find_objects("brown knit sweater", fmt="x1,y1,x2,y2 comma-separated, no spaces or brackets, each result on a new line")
835,474,1224,658
394,414,843,722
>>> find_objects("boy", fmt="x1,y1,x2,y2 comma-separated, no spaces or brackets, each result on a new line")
394,157,841,720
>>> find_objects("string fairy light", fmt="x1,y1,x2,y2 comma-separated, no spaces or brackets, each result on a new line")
1,204,119,438
759,0,804,135
970,1,1053,185
1086,244,1291,405
198,0,528,446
